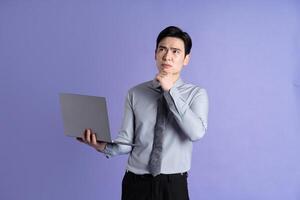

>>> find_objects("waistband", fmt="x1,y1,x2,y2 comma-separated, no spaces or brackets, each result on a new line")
125,170,188,179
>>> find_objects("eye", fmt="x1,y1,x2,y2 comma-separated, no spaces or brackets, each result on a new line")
158,48,165,52
173,49,180,54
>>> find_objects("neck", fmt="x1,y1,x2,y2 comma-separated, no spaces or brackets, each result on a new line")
171,73,180,83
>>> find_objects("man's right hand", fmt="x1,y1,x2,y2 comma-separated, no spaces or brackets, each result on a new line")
76,128,107,151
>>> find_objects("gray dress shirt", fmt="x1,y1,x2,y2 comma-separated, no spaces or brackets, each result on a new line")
102,77,209,174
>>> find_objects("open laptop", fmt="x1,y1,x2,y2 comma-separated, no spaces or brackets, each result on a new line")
59,93,136,146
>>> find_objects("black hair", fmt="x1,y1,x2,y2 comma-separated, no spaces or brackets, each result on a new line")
156,26,192,56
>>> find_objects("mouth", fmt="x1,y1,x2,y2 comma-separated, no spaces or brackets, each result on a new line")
161,64,172,68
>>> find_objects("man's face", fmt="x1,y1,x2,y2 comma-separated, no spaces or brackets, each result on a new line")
155,37,190,75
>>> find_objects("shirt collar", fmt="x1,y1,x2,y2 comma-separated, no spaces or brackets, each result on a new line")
151,77,184,89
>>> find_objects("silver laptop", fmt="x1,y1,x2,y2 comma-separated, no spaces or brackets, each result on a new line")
59,93,136,146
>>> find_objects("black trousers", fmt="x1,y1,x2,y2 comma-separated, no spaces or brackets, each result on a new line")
121,171,190,200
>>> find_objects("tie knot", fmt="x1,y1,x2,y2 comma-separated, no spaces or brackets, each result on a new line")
158,86,163,92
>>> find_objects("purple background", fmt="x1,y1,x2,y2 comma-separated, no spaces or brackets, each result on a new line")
1,0,300,199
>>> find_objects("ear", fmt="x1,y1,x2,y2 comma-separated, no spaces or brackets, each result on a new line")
154,49,157,60
183,54,191,66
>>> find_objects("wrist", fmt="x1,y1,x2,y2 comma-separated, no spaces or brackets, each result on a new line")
96,143,107,152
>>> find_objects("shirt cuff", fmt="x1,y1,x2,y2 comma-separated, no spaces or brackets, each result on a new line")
97,143,114,158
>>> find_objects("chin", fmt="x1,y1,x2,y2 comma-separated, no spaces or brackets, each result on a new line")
163,68,173,73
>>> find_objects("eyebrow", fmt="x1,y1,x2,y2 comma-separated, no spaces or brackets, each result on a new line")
158,45,182,52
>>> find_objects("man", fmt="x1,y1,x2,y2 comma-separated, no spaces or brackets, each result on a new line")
78,26,209,200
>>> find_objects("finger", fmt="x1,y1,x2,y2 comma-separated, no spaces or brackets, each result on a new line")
89,129,95,143
92,133,98,145
86,129,91,144
158,67,167,73
156,74,162,81
160,70,168,75
158,70,165,75
160,73,168,79
83,129,88,142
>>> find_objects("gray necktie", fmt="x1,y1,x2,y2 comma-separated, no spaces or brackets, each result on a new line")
148,89,168,176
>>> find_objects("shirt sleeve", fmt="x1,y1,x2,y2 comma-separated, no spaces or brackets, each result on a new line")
100,91,135,158
163,87,209,141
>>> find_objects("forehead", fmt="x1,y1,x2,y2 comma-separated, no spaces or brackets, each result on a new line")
158,37,185,50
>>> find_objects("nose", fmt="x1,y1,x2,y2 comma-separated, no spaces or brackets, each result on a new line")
162,50,172,61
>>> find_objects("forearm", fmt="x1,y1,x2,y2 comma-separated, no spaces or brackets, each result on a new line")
171,108,207,141
163,87,208,141
100,91,135,158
